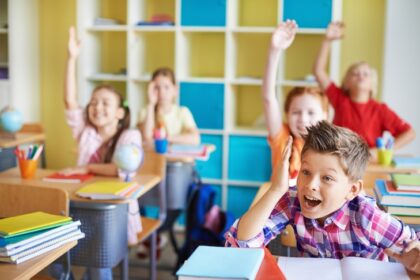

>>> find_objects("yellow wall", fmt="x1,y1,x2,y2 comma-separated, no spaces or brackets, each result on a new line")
39,0,77,169
341,0,385,98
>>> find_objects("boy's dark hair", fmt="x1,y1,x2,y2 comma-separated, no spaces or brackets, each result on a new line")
301,121,370,181
87,84,130,163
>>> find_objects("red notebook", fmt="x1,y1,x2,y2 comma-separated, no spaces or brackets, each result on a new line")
256,247,286,280
43,172,93,183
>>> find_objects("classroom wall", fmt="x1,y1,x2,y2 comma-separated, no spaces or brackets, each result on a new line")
39,0,77,169
38,0,387,169
382,0,420,155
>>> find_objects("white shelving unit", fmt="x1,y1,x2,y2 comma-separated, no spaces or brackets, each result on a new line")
77,0,342,217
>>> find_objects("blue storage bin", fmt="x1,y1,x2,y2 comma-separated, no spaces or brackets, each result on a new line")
228,136,271,182
180,82,224,130
195,134,223,180
283,0,332,28
227,185,258,219
181,0,226,27
0,147,17,172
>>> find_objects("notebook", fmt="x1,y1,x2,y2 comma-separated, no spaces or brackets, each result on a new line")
0,212,72,238
391,174,420,191
76,181,138,200
176,246,264,280
374,180,420,207
43,172,93,183
384,205,420,217
385,180,420,196
278,256,409,280
0,230,84,264
0,220,81,256
167,144,210,161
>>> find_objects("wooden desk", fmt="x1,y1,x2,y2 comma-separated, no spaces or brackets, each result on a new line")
0,132,45,149
0,168,160,203
366,162,420,174
0,241,77,280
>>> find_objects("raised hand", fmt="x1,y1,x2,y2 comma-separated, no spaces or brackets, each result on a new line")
67,26,81,59
271,136,293,194
271,20,298,51
147,81,158,106
325,21,345,41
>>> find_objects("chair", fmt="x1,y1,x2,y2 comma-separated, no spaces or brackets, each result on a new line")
130,148,167,280
0,183,71,279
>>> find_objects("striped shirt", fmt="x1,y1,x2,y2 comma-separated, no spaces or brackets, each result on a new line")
225,186,419,261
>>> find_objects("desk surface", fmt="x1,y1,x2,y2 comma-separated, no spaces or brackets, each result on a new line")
366,162,420,174
0,241,77,280
0,132,46,149
0,168,161,203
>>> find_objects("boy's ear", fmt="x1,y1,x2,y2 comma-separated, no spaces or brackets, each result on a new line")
116,107,125,120
345,179,363,200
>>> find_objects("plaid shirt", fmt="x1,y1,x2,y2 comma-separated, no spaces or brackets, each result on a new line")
225,186,419,261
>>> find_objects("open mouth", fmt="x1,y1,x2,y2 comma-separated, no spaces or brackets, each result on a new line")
303,195,322,208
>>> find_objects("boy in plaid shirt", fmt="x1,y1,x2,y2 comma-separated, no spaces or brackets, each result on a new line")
225,121,419,274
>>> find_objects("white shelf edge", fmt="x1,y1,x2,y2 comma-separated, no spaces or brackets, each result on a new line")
226,180,264,187
230,27,275,33
131,76,151,83
132,26,176,32
229,128,268,136
86,25,128,32
87,73,128,82
198,129,224,135
180,77,225,84
180,26,226,32
202,178,223,185
230,78,263,85
281,80,318,87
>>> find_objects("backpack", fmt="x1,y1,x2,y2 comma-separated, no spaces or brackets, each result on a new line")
176,172,235,269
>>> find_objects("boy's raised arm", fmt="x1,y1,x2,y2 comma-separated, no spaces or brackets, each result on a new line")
64,26,81,111
237,136,293,241
313,21,344,91
262,20,297,138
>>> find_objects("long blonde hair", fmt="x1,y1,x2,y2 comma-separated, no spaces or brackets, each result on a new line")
341,61,378,98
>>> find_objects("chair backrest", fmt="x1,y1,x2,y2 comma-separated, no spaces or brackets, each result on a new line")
0,183,68,218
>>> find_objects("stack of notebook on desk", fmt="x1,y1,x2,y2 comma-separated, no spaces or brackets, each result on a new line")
0,212,84,264
374,175,420,217
76,180,143,200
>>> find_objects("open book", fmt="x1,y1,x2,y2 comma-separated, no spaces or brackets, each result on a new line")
278,256,409,280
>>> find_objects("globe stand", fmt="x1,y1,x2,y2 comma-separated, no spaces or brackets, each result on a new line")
118,169,136,182
0,131,18,140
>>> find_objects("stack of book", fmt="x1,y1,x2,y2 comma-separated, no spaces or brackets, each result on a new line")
176,246,285,280
374,174,420,217
167,144,210,161
0,212,84,264
76,180,143,200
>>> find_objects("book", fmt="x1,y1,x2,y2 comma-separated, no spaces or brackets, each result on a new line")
374,179,420,207
167,144,210,161
391,173,420,191
42,172,93,183
176,246,264,280
277,256,409,280
0,212,72,238
392,156,420,168
385,180,420,195
255,248,286,280
0,220,81,256
384,205,420,217
0,230,84,264
76,181,139,200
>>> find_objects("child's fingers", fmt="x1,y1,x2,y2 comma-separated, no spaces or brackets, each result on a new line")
282,136,293,161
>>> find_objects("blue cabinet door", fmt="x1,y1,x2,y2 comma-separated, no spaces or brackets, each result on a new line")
283,0,332,28
181,0,226,27
195,135,223,180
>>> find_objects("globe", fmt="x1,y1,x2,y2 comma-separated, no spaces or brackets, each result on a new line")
113,144,144,172
0,107,23,133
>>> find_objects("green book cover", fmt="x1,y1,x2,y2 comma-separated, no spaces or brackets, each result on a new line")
392,174,420,191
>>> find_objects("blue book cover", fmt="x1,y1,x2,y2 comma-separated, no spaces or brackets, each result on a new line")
375,180,420,207
392,156,420,168
176,246,264,279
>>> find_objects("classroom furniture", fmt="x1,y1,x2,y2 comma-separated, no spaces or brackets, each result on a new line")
0,168,161,280
0,0,40,119
75,0,342,219
0,123,46,171
132,149,167,280
0,183,76,280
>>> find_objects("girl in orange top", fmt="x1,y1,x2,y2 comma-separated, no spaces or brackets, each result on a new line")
263,21,329,181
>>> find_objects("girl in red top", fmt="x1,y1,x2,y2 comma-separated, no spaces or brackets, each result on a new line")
313,22,415,159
